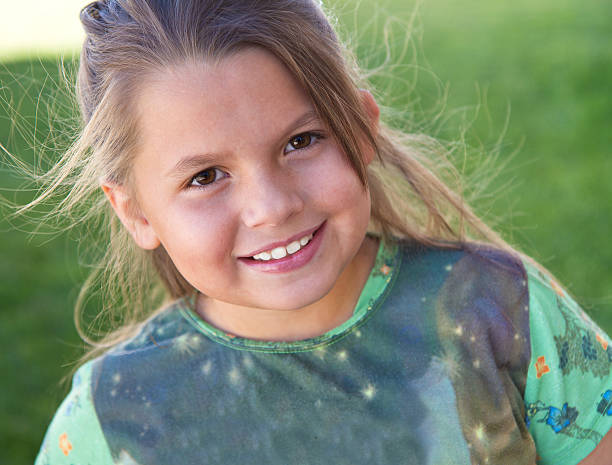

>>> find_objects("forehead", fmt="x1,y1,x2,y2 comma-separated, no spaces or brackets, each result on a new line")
135,48,314,150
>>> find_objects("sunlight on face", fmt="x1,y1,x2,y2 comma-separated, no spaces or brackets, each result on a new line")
129,47,375,337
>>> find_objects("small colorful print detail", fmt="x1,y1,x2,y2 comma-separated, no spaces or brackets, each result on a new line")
596,334,609,350
597,390,612,416
553,295,612,379
371,263,392,279
58,432,72,456
535,356,550,378
525,401,602,443
546,403,577,433
370,240,396,279
379,264,391,275
529,268,612,377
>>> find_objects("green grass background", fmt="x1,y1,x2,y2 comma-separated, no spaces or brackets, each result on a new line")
1,0,611,463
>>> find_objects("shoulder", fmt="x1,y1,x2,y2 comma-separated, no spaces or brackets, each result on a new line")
388,239,531,370
394,238,528,307
106,298,200,356
523,262,612,464
395,238,525,274
35,361,114,464
89,298,215,392
523,259,612,377
36,298,210,463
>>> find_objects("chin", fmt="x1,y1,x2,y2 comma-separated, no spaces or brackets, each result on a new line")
255,280,336,311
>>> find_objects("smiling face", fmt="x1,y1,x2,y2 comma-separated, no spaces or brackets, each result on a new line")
104,47,378,339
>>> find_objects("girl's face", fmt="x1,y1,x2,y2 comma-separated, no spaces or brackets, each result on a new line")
107,47,377,330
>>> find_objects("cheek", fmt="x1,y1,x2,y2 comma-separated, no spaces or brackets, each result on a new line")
307,152,369,215
148,197,238,272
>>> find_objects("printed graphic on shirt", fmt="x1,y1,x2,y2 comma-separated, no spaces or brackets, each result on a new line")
597,390,612,416
553,293,612,379
524,266,612,465
525,400,601,442
35,243,612,465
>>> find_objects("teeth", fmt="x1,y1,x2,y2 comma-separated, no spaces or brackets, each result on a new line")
286,241,300,254
271,247,287,259
252,233,313,260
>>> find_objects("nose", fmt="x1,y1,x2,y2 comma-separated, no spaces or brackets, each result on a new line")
239,170,305,228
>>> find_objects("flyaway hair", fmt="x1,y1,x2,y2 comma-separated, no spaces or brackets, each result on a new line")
12,0,517,365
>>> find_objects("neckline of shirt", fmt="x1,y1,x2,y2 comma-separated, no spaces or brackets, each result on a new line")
178,236,401,353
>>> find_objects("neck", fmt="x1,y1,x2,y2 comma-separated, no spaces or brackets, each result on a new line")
195,235,379,342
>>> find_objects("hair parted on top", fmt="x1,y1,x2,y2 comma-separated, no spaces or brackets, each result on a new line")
21,0,512,358
78,0,374,182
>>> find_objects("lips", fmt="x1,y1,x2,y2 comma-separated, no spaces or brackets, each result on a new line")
237,221,326,272
240,221,325,258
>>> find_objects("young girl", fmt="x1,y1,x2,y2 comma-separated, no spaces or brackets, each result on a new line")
32,0,612,464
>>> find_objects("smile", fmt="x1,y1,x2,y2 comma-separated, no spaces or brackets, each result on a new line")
252,233,313,260
238,221,326,273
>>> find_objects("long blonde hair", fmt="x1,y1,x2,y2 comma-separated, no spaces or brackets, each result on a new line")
12,0,516,365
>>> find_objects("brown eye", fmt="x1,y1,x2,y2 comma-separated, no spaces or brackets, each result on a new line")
285,132,322,154
190,168,227,188
289,134,312,150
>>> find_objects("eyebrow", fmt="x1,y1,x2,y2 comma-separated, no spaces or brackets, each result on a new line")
169,152,221,180
279,109,320,140
168,109,322,179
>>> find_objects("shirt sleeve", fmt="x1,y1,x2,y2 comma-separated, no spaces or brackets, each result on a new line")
524,262,612,465
34,360,115,465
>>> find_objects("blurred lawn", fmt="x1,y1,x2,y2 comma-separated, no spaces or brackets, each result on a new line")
1,0,611,463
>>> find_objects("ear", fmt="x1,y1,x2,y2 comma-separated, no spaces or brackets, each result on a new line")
101,182,161,250
359,89,380,166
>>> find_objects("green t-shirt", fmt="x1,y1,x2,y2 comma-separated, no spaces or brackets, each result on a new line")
35,240,612,464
